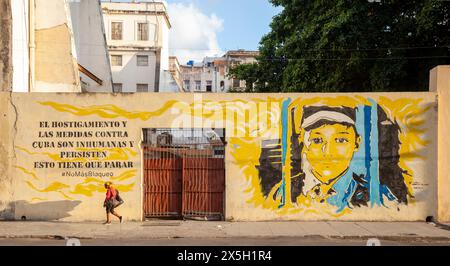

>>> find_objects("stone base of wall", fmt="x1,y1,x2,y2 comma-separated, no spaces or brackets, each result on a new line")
0,0,12,92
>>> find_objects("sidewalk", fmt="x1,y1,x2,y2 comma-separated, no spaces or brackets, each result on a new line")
0,221,450,241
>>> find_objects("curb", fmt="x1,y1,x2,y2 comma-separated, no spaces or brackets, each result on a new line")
0,235,93,240
1,234,449,242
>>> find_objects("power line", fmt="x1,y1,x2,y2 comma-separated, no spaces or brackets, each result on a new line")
168,46,450,52
256,55,450,61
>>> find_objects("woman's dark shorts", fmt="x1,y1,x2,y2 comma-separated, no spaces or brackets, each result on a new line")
105,200,115,214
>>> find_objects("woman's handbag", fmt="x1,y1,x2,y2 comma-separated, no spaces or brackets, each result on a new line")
114,190,124,208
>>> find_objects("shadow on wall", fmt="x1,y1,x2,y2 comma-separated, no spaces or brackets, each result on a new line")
0,200,82,221
0,201,14,220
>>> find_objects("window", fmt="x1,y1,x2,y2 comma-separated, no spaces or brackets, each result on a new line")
184,80,190,91
206,81,212,92
113,83,122,93
214,149,225,156
111,22,123,40
137,23,149,41
233,79,240,88
137,55,149,66
137,84,149,92
195,80,201,91
111,55,123,66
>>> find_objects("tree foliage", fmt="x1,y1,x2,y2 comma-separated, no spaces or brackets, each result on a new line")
229,0,450,92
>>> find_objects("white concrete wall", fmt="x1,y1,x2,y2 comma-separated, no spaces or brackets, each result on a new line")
69,0,113,92
159,70,181,92
110,50,157,92
158,12,172,91
160,14,170,72
11,0,29,93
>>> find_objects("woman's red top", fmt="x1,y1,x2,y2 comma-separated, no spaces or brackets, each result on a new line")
105,187,117,201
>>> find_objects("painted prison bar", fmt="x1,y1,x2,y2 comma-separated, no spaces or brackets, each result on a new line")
0,66,449,222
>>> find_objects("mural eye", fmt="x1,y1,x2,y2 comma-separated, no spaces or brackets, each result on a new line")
336,138,349,144
311,138,323,144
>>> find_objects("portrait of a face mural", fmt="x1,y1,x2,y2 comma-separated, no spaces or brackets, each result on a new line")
258,98,412,215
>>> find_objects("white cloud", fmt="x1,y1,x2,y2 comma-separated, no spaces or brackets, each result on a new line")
168,3,224,64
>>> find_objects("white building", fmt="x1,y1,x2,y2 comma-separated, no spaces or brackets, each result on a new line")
101,1,178,93
180,50,259,93
69,0,114,92
9,0,113,93
180,57,223,93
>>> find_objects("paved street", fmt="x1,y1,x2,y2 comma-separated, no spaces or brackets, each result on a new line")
0,220,449,246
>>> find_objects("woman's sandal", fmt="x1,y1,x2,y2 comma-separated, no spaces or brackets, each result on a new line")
119,216,123,224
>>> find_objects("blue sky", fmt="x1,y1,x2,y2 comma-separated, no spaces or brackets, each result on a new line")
116,0,281,63
166,0,281,52
164,0,281,63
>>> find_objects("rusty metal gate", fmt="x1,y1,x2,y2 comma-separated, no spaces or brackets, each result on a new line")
143,152,182,218
143,129,225,220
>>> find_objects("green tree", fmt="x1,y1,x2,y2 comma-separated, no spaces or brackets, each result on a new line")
229,0,450,92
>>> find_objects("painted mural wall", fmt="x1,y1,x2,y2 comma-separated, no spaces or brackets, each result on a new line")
0,92,438,221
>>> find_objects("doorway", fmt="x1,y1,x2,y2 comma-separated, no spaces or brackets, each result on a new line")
142,128,226,221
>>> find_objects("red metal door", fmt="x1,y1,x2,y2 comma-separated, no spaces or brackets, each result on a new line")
182,158,225,220
143,147,182,218
143,129,226,221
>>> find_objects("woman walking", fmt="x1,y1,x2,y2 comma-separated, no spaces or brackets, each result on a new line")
103,182,123,225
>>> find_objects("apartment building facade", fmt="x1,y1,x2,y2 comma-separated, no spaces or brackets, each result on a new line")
180,50,259,93
102,1,179,93
180,57,222,93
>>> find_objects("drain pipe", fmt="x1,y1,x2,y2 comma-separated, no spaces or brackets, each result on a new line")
28,0,35,92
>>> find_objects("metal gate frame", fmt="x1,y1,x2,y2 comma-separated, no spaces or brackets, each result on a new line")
142,128,226,221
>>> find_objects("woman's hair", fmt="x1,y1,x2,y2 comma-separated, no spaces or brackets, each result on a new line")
105,182,113,187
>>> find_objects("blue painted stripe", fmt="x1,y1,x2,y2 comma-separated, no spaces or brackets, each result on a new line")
281,98,292,164
368,99,381,207
278,98,292,209
353,105,368,180
364,105,372,199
